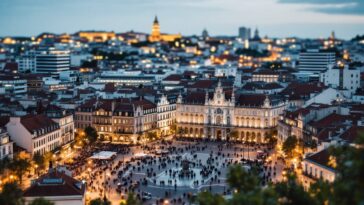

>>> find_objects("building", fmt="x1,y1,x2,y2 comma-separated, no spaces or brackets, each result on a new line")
157,95,176,136
75,98,159,142
298,49,336,73
45,105,75,147
36,49,70,74
0,128,13,159
176,82,286,142
17,51,36,73
238,27,251,41
94,70,155,86
0,75,27,95
320,65,360,95
77,31,115,42
23,170,86,205
148,16,181,42
302,149,336,188
6,115,62,155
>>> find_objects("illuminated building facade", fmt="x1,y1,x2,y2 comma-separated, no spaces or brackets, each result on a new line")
148,16,181,42
176,82,286,142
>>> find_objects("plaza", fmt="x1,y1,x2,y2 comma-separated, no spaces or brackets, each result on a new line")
73,138,285,205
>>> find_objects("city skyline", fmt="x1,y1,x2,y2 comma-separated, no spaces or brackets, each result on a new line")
1,0,364,39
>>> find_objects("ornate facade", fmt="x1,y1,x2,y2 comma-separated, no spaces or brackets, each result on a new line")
176,82,286,142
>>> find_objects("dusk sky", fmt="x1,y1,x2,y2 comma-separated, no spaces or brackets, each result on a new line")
1,0,364,39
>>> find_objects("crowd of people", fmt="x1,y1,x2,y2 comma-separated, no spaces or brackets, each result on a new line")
63,138,282,204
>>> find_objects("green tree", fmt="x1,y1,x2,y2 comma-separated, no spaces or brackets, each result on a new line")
29,198,54,205
0,157,11,175
89,197,111,205
264,132,277,146
170,122,177,135
227,165,260,193
282,136,298,158
0,182,24,205
273,174,317,205
9,156,31,185
309,180,331,205
121,193,141,205
85,126,98,144
33,153,45,170
197,191,226,205
328,134,364,205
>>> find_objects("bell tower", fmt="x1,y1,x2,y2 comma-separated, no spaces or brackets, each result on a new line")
150,16,161,42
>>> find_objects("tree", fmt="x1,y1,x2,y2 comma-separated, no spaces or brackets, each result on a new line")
282,136,298,158
197,191,226,205
226,165,260,193
9,156,31,185
170,122,177,135
264,132,277,146
29,198,54,205
273,174,317,205
0,182,24,205
89,197,111,205
0,157,11,175
84,126,98,144
33,153,45,171
120,193,141,205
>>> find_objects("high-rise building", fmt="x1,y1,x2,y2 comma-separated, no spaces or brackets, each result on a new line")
17,50,36,73
298,49,336,73
36,49,70,74
238,27,251,40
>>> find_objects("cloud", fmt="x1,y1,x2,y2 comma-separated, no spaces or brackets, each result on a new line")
279,0,364,15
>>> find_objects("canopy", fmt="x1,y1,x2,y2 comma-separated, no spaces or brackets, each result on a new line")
90,151,117,160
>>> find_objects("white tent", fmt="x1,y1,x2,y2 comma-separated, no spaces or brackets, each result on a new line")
90,151,117,160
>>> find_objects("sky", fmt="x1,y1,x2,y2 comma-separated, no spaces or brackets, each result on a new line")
0,0,364,39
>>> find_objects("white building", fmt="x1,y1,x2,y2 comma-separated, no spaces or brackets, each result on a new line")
302,149,336,188
320,65,360,95
157,95,176,136
298,49,336,73
0,75,27,95
176,82,286,141
0,128,13,159
17,50,36,73
6,115,62,155
36,49,70,74
45,105,75,147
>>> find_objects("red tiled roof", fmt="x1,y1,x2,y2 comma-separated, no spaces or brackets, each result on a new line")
164,74,182,81
309,113,349,128
104,83,116,93
20,115,59,133
23,171,85,197
340,126,364,144
305,149,335,170
189,80,215,89
236,94,266,107
4,62,18,72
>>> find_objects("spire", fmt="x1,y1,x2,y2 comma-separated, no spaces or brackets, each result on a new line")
218,79,222,88
231,87,235,105
154,15,159,24
205,91,209,104
264,95,270,108
177,92,182,104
